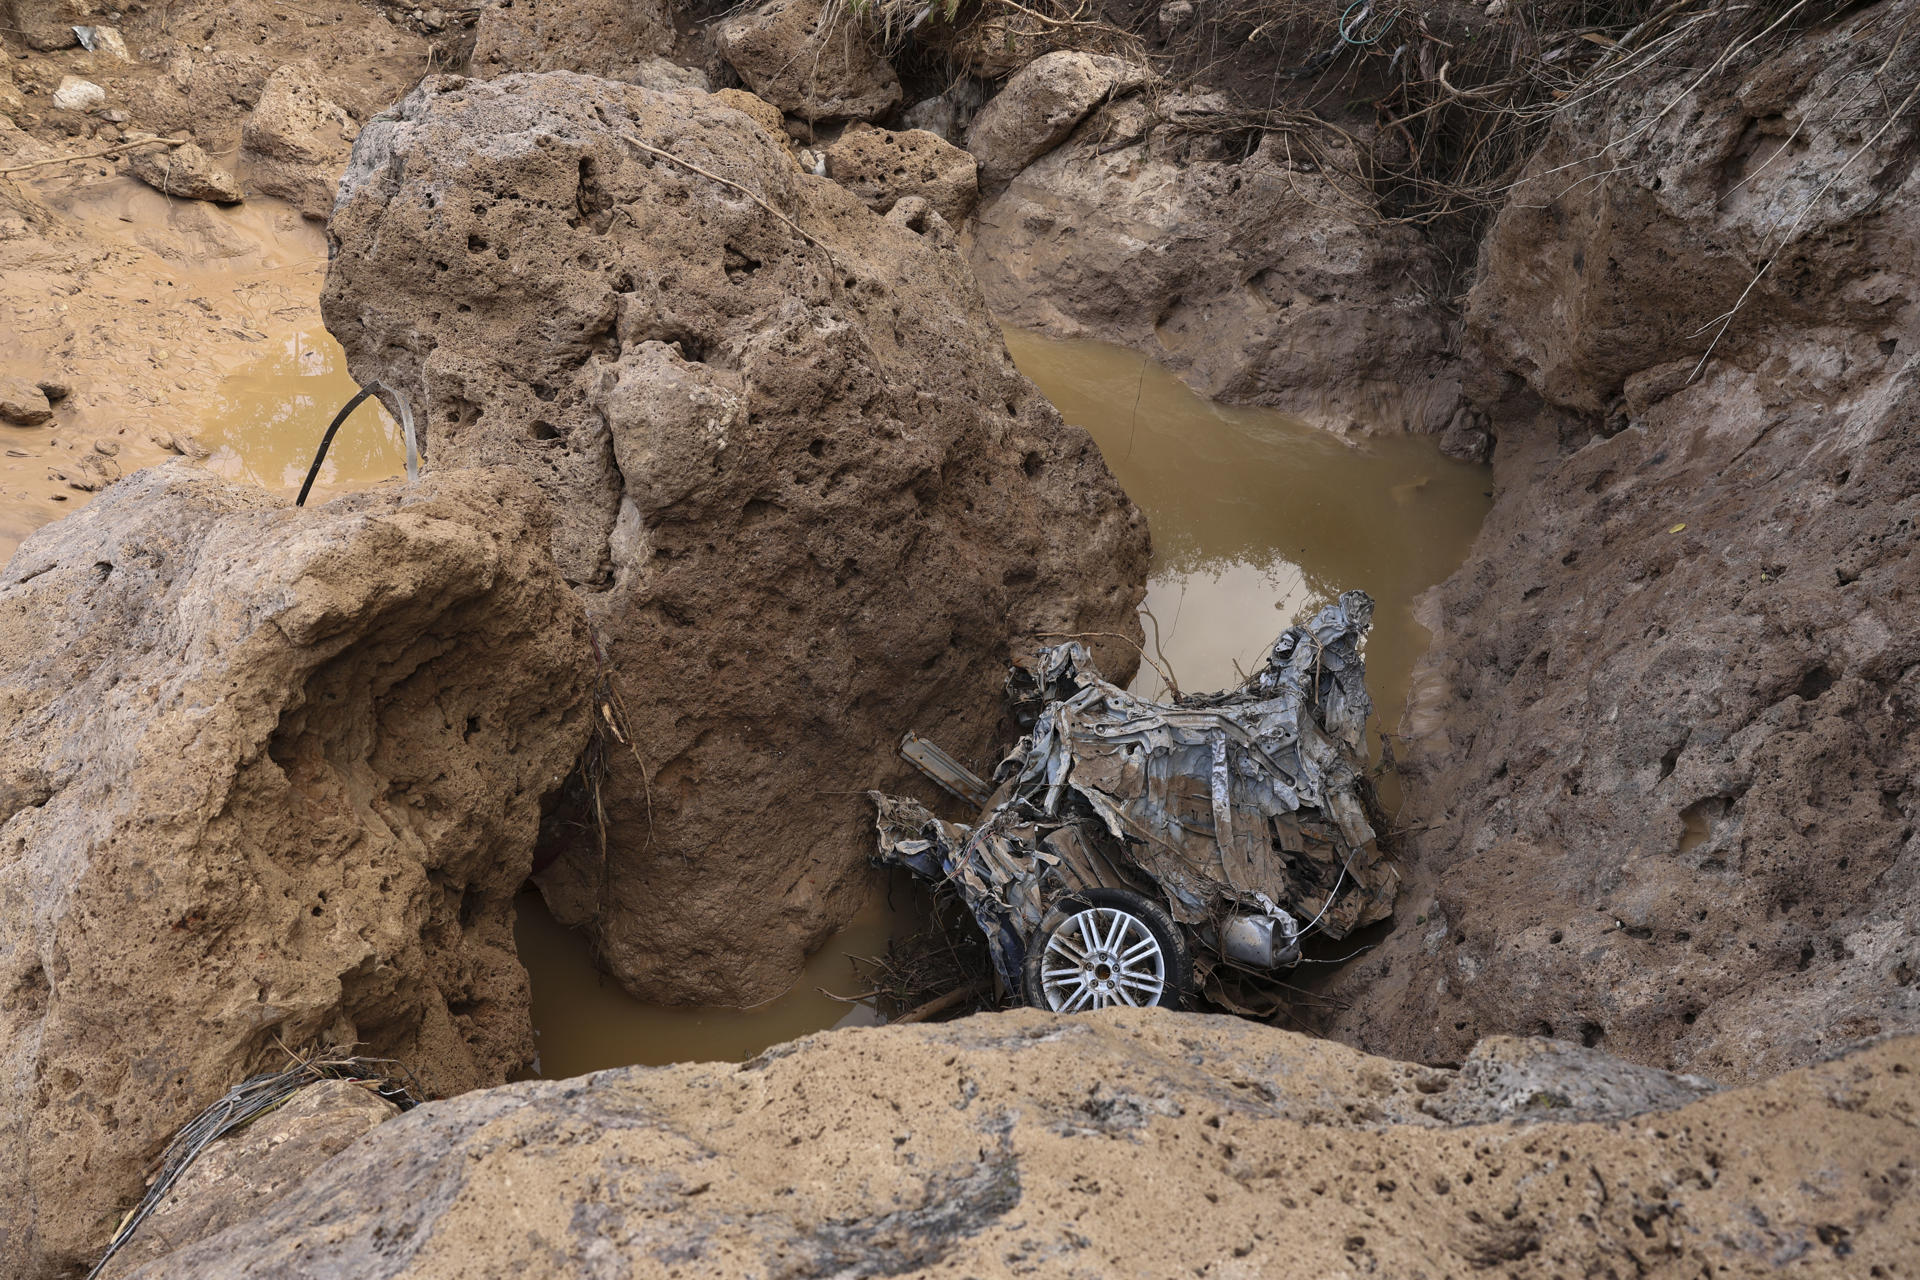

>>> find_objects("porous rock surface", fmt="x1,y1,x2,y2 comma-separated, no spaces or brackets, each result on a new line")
0,463,593,1279
468,0,678,83
1321,4,1920,1081
322,72,1149,1006
964,49,1149,183
711,86,789,142
125,140,244,204
715,0,901,123
825,122,979,227
238,65,357,219
118,1011,1917,1279
971,92,1461,434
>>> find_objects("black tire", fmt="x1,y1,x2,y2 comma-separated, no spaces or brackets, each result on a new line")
1022,886,1191,1011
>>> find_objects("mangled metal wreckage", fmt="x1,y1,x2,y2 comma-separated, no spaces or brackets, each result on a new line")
872,591,1397,1013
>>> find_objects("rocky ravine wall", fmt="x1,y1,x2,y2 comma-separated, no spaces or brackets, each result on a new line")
322,72,1150,1007
966,55,1463,436
98,1011,1920,1278
1321,4,1920,1082
0,464,594,1279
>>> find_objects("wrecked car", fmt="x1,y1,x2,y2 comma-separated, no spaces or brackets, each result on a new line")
871,590,1397,1013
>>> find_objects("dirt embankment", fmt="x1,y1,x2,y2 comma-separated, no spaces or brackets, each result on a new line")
1318,3,1920,1082
91,1011,1920,1278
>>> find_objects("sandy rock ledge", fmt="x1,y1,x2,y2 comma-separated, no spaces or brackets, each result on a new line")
113,1010,1919,1279
0,463,594,1279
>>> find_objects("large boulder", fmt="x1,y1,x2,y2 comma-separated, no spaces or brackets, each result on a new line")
1319,4,1920,1080
0,463,594,1279
825,122,979,227
964,50,1149,183
467,0,682,83
970,93,1460,433
107,1010,1920,1278
238,65,357,219
714,0,901,123
321,72,1150,1007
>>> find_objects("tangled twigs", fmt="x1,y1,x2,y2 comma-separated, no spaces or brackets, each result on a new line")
86,1048,421,1280
0,135,189,177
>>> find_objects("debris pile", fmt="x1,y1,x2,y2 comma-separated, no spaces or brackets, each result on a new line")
874,591,1398,1012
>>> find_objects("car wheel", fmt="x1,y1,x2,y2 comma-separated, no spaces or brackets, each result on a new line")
1023,887,1190,1011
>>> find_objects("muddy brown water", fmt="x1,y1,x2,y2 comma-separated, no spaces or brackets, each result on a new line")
0,175,372,560
999,329,1492,775
197,328,405,497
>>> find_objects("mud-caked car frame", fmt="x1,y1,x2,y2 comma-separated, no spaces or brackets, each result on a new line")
870,591,1398,1013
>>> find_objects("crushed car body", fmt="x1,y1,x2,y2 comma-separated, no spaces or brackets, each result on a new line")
871,590,1398,1013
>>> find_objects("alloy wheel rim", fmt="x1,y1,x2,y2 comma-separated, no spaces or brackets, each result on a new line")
1039,906,1166,1010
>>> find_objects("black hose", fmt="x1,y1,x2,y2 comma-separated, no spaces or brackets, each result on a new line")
295,384,382,507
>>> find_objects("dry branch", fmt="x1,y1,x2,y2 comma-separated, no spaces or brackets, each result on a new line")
0,135,188,177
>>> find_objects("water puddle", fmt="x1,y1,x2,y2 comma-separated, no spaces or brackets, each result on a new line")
514,886,910,1078
1002,328,1492,781
197,328,404,500
0,174,338,562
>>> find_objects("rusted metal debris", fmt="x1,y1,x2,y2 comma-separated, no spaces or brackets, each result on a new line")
871,590,1398,1013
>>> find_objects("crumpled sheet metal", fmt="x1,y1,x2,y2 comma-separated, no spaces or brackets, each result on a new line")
870,793,1042,984
872,591,1398,989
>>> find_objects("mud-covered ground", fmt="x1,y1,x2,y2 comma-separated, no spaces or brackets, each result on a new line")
0,0,438,558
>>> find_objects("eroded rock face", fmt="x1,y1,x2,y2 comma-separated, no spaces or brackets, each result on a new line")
468,0,678,82
0,463,593,1279
113,1011,1918,1278
322,72,1149,1007
238,65,356,219
825,122,979,227
711,86,788,141
0,0,95,51
971,94,1460,433
715,0,901,123
1320,6,1920,1081
964,49,1149,183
